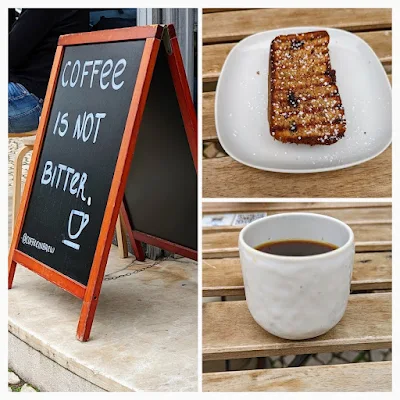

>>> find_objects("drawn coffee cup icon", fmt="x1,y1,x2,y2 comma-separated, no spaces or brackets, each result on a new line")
62,209,90,250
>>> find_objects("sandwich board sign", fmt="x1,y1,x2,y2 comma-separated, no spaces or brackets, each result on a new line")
8,24,197,342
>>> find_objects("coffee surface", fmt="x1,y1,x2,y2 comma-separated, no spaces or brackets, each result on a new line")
255,239,338,256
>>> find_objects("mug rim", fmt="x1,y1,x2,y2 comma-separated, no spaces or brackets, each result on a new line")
239,212,354,261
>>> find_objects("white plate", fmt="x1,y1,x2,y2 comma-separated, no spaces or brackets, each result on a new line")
215,27,392,173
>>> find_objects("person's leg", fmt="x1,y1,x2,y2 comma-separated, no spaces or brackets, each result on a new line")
8,82,43,133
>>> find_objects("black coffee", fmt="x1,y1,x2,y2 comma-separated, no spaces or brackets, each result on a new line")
255,239,338,256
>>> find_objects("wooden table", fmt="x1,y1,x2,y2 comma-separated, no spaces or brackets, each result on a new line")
202,9,392,198
202,202,392,391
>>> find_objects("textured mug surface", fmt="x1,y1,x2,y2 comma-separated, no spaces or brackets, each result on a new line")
239,213,355,340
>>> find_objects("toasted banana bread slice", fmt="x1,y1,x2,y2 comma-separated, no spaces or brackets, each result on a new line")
268,30,346,145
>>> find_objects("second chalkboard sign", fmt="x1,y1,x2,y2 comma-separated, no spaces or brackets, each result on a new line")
8,25,197,342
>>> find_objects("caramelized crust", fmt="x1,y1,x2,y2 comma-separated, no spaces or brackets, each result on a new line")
268,30,346,145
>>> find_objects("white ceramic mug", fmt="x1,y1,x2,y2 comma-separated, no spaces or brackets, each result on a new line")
238,213,355,340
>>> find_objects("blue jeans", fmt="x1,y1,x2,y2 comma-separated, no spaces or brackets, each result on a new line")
8,82,43,133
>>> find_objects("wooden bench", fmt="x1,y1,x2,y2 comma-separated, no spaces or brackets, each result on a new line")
202,8,392,198
203,361,392,392
202,202,392,391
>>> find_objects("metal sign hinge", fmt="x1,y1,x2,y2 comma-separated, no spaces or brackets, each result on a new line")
161,25,172,55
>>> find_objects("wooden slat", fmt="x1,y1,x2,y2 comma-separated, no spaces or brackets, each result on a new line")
202,202,390,214
203,361,392,392
203,30,392,83
202,204,391,222
203,221,391,233
203,222,391,258
203,8,253,14
203,92,216,141
203,8,392,44
203,292,391,360
202,146,392,198
203,251,392,296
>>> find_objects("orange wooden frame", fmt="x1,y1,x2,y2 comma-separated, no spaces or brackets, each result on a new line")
8,26,165,342
166,24,198,172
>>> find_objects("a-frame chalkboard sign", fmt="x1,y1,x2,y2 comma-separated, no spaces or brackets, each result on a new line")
8,24,197,342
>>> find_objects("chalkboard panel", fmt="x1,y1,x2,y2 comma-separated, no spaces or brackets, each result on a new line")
18,40,145,285
124,49,197,250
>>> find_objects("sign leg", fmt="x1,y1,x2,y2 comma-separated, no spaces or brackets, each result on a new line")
76,297,99,342
120,202,146,261
8,260,17,289
129,233,145,262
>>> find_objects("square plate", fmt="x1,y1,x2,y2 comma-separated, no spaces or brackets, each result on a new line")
215,27,392,173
